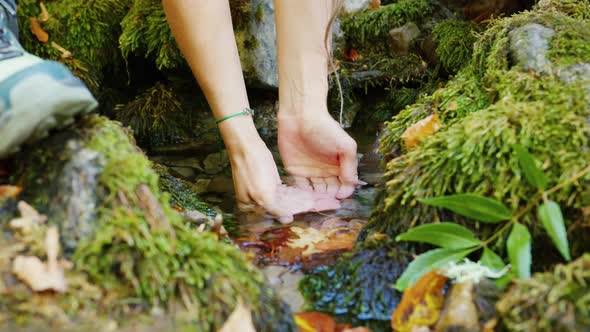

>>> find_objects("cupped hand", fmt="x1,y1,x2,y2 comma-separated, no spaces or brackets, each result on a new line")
278,110,361,199
227,133,340,223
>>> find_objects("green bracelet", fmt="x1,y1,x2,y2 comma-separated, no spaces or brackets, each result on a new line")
215,108,255,124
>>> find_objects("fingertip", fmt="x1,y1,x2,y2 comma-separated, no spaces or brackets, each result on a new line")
278,215,294,224
336,183,355,199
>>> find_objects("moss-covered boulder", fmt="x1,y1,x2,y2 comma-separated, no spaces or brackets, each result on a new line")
299,237,412,330
363,4,590,257
6,115,294,331
497,254,590,331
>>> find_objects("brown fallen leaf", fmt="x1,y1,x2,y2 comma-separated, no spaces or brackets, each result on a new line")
401,114,442,150
219,301,256,332
288,227,327,256
0,185,22,198
30,17,49,43
12,226,67,293
391,271,448,332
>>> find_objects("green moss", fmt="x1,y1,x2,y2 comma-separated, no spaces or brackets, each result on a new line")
433,19,478,74
366,4,590,250
255,3,265,22
16,0,126,92
536,0,590,20
341,0,432,48
497,254,590,331
379,66,490,158
120,0,184,70
114,82,193,147
299,237,411,330
67,116,293,331
365,74,590,246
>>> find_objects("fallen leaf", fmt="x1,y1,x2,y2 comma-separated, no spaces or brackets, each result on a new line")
369,0,381,10
288,227,328,256
401,114,442,150
9,201,47,232
434,281,479,332
295,312,336,332
219,301,256,332
0,185,22,198
344,48,359,61
12,226,67,293
51,42,72,59
30,17,49,43
391,271,448,332
39,2,49,22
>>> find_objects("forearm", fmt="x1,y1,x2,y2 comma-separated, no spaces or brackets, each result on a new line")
274,0,336,116
163,0,257,148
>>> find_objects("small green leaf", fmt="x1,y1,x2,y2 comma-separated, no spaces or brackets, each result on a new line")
480,247,506,271
514,145,549,190
396,223,482,249
420,194,512,223
394,247,476,291
507,223,532,279
538,201,571,261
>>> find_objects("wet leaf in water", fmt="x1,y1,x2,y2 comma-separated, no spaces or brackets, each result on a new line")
219,301,256,332
30,17,49,43
401,113,442,150
391,271,448,332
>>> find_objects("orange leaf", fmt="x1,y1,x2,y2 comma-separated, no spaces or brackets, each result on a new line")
369,0,381,10
0,185,22,198
295,312,336,332
30,17,49,43
391,271,448,332
401,113,442,150
343,48,359,61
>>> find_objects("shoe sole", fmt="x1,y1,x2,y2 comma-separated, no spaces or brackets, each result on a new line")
0,61,98,158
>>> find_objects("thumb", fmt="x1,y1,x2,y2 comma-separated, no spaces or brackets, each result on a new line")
337,140,358,199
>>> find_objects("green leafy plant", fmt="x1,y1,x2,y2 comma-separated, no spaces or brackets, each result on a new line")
394,145,575,291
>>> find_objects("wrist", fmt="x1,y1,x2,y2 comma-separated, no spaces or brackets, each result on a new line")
218,116,262,153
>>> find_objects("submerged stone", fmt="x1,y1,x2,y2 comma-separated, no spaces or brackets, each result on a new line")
299,238,411,330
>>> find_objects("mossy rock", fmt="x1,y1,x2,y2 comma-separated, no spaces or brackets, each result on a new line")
8,115,294,331
497,254,590,331
299,237,412,330
364,5,590,259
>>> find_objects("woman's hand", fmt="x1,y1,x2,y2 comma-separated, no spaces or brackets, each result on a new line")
278,109,360,199
222,117,340,223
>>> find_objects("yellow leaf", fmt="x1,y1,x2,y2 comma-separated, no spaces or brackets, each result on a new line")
401,114,442,150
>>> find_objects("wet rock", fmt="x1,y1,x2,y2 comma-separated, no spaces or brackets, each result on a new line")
246,0,279,88
388,22,421,56
299,238,412,330
343,0,372,14
169,166,195,179
509,23,555,73
203,150,230,174
253,99,279,141
12,128,104,254
263,266,305,313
